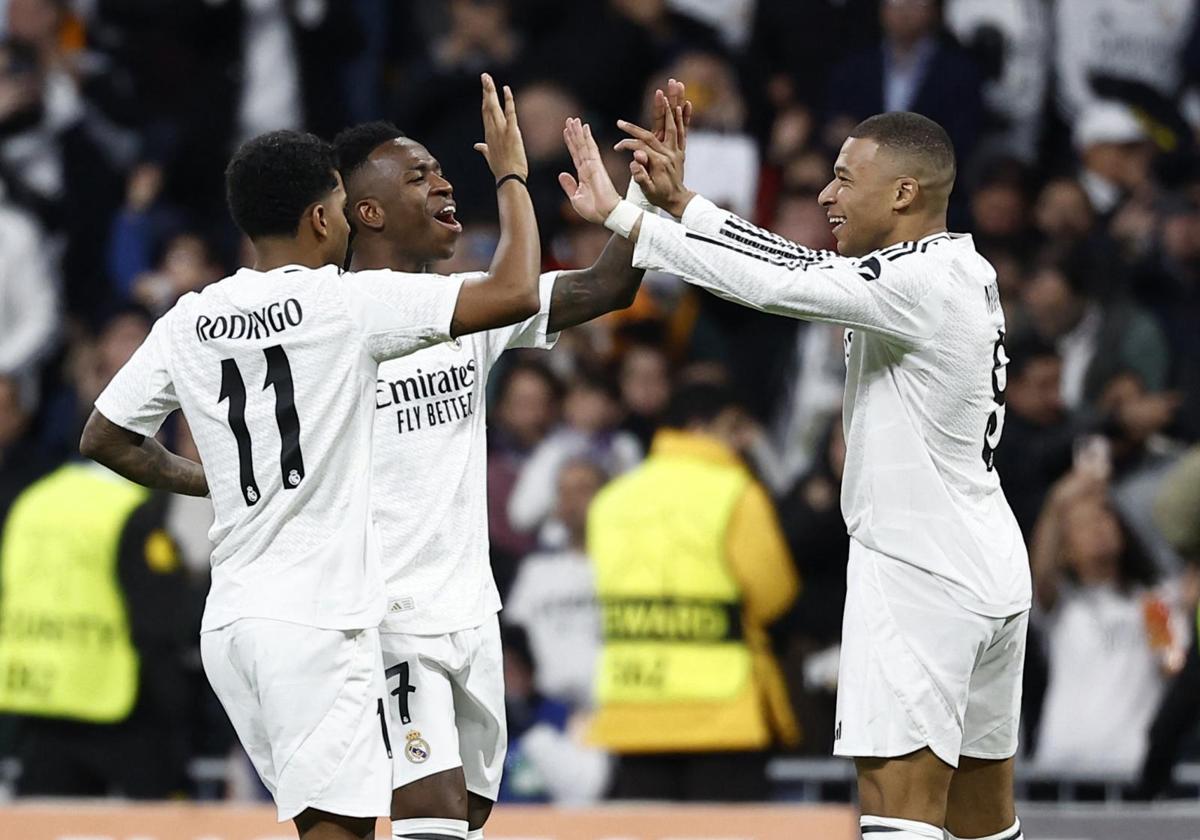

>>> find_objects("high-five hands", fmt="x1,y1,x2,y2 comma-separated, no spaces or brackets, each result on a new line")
617,79,694,218
559,79,694,226
474,72,529,181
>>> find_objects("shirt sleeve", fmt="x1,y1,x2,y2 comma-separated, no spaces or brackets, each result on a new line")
632,195,943,347
341,269,465,362
484,271,561,360
94,310,180,437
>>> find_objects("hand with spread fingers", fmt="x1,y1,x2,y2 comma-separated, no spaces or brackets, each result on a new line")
473,72,529,181
616,78,695,218
557,118,622,225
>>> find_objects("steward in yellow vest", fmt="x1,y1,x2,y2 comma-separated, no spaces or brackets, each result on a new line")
0,461,197,796
586,383,799,800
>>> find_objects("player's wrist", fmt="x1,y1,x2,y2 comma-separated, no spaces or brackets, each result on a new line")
625,178,656,213
495,172,528,190
666,190,698,219
603,200,643,239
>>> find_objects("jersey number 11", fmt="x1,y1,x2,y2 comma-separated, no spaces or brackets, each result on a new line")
218,345,305,506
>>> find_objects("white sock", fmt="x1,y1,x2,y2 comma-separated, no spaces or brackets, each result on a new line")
467,830,484,840
392,817,468,840
860,815,943,839
945,818,1022,840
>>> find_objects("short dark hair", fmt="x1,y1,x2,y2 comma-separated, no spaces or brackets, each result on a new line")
225,130,339,240
849,112,956,179
333,121,407,182
664,382,740,429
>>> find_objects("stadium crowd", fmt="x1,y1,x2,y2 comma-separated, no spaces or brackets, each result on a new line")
1,0,1200,804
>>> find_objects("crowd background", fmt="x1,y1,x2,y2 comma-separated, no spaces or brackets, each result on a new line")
1,0,1200,805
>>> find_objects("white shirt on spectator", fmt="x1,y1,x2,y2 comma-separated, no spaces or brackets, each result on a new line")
1034,581,1166,780
0,201,58,374
1054,0,1195,120
506,549,601,708
1056,302,1102,410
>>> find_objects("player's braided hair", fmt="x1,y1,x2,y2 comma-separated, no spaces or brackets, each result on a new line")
225,130,339,240
333,121,407,181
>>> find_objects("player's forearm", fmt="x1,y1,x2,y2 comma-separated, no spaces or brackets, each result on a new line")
80,410,208,497
451,180,541,337
546,234,643,333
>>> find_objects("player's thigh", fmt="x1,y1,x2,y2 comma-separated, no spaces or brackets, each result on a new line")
200,626,277,793
380,631,468,812
451,616,508,806
209,621,393,821
945,756,1016,839
855,748,955,826
835,545,989,769
293,807,377,840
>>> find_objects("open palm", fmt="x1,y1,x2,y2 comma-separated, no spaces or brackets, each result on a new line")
558,118,620,224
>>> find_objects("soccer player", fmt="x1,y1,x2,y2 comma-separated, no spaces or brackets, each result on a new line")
560,106,1030,840
330,81,690,840
79,74,541,840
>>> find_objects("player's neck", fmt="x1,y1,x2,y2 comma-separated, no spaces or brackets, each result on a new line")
349,238,429,273
880,216,948,250
251,239,329,272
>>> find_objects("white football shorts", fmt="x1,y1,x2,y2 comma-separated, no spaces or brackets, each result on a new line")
379,614,507,800
200,619,393,821
834,539,1027,767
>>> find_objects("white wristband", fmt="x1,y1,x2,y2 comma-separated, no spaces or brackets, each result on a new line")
603,200,643,239
625,178,655,212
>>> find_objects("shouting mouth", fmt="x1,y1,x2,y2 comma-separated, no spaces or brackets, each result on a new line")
433,204,462,233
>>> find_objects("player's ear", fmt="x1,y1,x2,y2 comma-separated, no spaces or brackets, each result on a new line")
894,177,919,212
308,202,330,240
354,198,385,232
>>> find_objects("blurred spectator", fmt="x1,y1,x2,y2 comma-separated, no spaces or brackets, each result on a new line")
1054,0,1196,122
1023,244,1170,413
586,383,798,801
0,459,199,797
506,458,606,708
487,359,563,595
651,51,759,220
825,0,983,165
1034,177,1097,244
967,154,1034,251
1135,447,1200,799
0,372,44,511
992,332,1074,537
127,232,222,315
508,371,641,547
944,0,1049,161
0,197,57,374
517,80,585,244
0,36,125,317
616,343,671,451
1073,101,1157,217
776,416,849,754
1129,194,1200,441
1030,466,1179,780
497,625,609,804
0,318,199,796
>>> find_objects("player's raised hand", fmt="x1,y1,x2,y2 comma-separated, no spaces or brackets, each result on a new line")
558,118,621,225
473,73,529,180
616,83,693,217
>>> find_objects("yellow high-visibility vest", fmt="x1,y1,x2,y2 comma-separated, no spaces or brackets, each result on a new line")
0,464,146,722
587,443,768,750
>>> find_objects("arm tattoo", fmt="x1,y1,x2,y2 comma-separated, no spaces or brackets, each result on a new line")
82,412,209,497
546,234,644,333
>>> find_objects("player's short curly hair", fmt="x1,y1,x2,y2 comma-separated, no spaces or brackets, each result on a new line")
333,121,407,182
225,130,339,240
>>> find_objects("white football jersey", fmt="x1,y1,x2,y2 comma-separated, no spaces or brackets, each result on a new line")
373,272,559,635
633,196,1031,617
95,263,463,632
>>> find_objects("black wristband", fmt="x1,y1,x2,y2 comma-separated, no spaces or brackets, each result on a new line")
496,173,527,190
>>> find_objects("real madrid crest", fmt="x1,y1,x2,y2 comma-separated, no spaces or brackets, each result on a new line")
405,730,431,763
